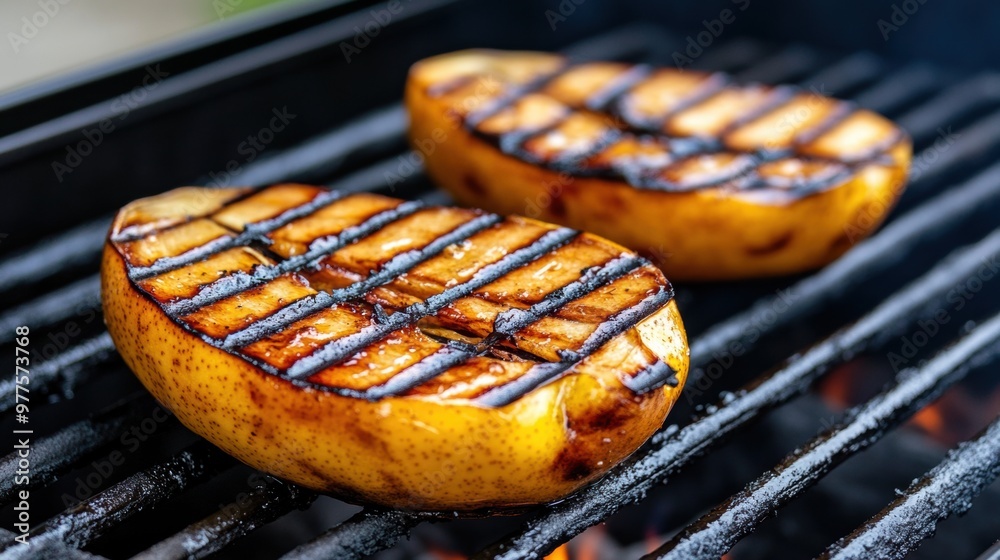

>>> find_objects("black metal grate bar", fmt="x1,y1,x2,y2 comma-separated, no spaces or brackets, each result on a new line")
0,441,231,560
820,416,1000,560
796,52,883,96
280,510,425,560
734,45,822,83
0,276,100,345
475,226,1000,560
649,311,1000,559
0,331,117,414
133,478,317,560
851,65,938,111
691,38,774,73
0,0,461,166
896,73,1000,142
0,219,107,295
0,394,155,505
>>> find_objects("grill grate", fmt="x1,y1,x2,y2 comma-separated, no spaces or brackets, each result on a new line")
1,19,999,560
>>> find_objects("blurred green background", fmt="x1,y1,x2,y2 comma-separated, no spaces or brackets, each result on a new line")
0,0,314,94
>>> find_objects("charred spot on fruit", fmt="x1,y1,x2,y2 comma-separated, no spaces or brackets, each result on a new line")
746,232,794,256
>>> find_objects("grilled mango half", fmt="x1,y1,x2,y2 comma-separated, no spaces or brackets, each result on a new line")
101,184,689,511
406,50,912,280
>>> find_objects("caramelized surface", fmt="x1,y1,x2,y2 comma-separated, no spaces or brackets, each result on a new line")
109,185,680,404
434,53,905,196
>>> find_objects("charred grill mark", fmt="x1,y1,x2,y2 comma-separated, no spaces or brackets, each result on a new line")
161,200,424,316
465,63,571,128
622,359,680,394
793,103,858,146
221,213,503,349
475,285,675,407
359,345,474,399
118,182,680,405
342,255,653,399
719,85,798,135
461,61,906,197
128,190,346,281
110,187,258,244
584,64,652,112
282,227,580,380
613,72,730,132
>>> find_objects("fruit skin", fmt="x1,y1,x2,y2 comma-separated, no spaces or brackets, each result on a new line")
101,187,689,512
406,50,912,281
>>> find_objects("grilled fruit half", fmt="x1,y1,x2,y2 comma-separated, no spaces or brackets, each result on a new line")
406,50,912,280
101,184,689,511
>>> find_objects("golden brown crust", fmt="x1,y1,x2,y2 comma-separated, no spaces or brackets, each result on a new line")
406,49,912,280
101,185,689,510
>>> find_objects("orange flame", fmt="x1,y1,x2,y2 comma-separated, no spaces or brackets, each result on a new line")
543,543,570,560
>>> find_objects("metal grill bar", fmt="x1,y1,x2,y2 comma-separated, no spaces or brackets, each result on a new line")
896,73,1000,143
649,310,1000,559
133,478,316,560
797,52,883,96
821,416,1000,560
902,108,1000,202
690,38,773,73
0,0,461,166
0,276,100,345
280,510,424,560
0,442,231,559
0,219,106,295
734,45,822,83
476,226,1000,560
974,538,1000,560
0,394,154,505
0,331,117,414
852,65,938,111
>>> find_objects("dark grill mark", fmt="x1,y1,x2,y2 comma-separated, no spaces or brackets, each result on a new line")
621,359,681,394
347,254,658,398
282,227,579,380
118,185,679,406
221,213,503,349
162,201,424,316
128,190,346,281
475,285,675,407
461,61,905,198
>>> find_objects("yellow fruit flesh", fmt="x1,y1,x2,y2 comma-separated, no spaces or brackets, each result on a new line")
102,185,689,511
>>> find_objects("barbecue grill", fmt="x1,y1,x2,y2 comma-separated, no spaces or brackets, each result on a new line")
1,1,999,559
